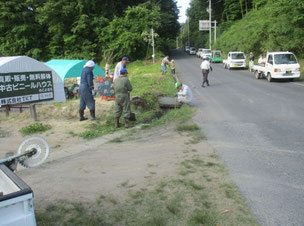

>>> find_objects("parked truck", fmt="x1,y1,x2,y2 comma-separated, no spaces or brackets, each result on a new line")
252,51,301,82
0,164,36,226
223,52,246,69
0,136,49,226
211,50,222,63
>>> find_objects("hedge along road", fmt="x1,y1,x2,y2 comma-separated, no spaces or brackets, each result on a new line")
171,49,304,226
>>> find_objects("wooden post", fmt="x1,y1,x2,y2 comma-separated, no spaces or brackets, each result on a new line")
30,104,38,121
5,106,9,117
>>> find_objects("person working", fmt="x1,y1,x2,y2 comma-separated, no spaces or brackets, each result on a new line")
249,52,255,72
176,82,193,105
161,56,169,75
258,54,266,66
114,68,133,128
200,57,212,87
170,59,176,75
114,57,129,81
79,60,97,121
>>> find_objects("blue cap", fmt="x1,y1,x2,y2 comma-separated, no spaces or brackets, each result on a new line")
120,68,128,74
122,57,129,62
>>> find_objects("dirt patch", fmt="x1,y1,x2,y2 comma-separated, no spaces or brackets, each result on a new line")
0,98,114,158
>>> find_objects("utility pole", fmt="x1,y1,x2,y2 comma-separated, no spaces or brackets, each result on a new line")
209,0,212,49
151,28,155,64
214,20,217,43
188,18,190,46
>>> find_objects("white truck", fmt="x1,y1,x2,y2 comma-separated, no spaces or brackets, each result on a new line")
199,49,212,59
223,51,246,69
0,164,36,226
252,51,301,82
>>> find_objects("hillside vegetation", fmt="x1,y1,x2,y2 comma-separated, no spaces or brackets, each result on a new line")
182,0,304,57
214,0,304,56
0,0,179,62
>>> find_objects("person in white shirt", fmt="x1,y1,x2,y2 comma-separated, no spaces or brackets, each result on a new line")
114,57,129,81
258,54,266,66
161,56,169,75
176,82,193,105
200,57,212,87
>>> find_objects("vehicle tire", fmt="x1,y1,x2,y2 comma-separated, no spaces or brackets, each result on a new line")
228,65,231,70
267,73,273,82
254,70,260,79
289,78,294,82
224,63,227,69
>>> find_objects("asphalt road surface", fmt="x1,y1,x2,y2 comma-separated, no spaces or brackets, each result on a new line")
171,49,304,226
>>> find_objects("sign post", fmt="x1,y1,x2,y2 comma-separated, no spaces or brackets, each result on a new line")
199,20,217,46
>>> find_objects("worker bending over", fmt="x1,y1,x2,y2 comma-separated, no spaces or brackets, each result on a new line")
176,82,193,105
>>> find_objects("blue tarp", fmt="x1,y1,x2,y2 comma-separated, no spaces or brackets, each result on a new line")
45,59,105,81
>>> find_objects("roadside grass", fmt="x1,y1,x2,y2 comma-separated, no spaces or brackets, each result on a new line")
175,122,207,145
19,122,52,136
35,148,258,226
77,60,195,139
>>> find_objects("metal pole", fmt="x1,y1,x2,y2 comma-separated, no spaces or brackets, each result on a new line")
188,18,190,46
209,0,212,49
152,28,155,64
214,20,217,43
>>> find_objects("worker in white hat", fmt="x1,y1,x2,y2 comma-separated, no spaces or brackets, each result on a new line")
79,60,97,121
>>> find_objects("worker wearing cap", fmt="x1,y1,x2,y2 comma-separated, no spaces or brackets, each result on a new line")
200,57,212,87
176,82,193,105
114,68,133,128
114,57,129,81
79,60,97,121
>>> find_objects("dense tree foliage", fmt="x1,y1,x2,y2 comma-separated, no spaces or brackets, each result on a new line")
181,0,304,57
0,0,179,62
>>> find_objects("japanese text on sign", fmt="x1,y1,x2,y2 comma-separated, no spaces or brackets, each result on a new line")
0,71,54,105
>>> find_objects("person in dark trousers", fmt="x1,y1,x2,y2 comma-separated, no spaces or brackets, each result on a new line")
200,57,212,87
114,68,133,128
79,60,97,121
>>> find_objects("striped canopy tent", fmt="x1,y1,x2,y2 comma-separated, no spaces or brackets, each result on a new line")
45,59,105,82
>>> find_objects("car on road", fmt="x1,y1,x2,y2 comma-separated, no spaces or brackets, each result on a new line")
199,49,212,59
211,50,222,63
196,48,203,58
252,51,301,82
184,46,190,52
223,51,246,69
189,47,196,55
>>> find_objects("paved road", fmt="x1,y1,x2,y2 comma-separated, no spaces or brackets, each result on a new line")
171,49,304,226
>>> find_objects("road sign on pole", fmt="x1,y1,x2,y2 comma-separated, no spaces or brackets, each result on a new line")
199,20,210,31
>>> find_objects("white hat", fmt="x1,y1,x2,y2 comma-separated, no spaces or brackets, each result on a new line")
84,60,95,68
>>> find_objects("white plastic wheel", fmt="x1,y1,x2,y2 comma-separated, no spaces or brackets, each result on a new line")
17,136,49,167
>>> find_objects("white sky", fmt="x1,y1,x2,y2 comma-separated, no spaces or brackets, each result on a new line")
176,0,191,23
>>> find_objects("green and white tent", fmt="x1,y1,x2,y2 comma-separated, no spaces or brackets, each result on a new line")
45,59,105,82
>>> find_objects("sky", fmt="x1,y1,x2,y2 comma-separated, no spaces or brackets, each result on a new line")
176,0,191,23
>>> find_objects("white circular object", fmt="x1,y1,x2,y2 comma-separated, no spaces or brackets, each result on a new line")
17,136,49,167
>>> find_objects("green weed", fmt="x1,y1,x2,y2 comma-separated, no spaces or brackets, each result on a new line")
187,208,218,226
109,137,123,143
176,123,200,132
19,123,51,136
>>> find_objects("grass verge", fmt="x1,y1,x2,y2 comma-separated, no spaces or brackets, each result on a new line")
78,60,195,139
